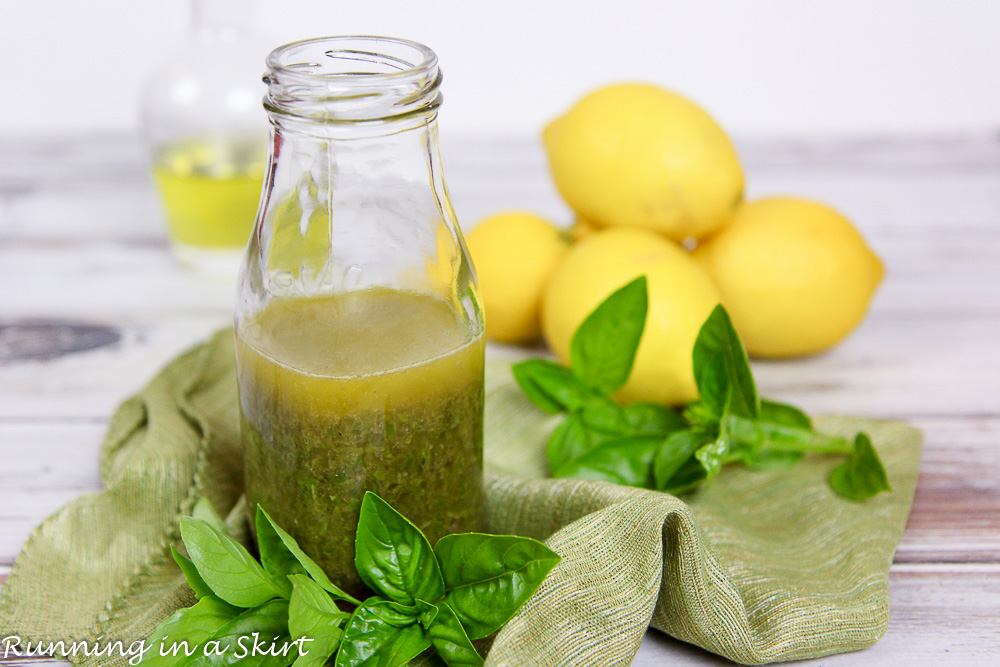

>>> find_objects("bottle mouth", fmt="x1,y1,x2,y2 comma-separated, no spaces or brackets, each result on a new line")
264,36,442,125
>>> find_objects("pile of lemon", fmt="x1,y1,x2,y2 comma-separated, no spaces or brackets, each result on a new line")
466,84,883,406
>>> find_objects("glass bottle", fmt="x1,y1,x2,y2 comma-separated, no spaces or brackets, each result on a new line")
140,0,269,272
235,36,484,596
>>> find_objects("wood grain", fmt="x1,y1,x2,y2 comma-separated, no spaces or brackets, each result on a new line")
897,419,1000,562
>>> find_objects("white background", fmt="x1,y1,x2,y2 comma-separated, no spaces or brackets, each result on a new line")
2,0,998,139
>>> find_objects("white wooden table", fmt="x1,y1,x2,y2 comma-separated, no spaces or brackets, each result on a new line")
1,133,998,665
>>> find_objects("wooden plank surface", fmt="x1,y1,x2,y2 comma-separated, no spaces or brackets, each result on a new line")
1,133,998,664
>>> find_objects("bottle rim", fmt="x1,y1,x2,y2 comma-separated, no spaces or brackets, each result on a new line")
266,35,438,85
263,35,442,125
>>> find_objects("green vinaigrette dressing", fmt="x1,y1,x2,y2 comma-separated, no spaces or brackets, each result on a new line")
236,288,485,596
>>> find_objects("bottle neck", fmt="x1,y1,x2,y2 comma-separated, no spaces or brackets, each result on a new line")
240,37,475,330
262,36,442,140
190,0,255,41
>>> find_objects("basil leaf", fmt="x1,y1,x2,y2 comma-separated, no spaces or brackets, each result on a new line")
140,596,239,666
578,397,630,434
412,598,439,629
682,400,717,429
829,433,892,501
511,359,592,414
334,599,430,667
623,402,686,436
255,507,304,598
692,305,759,420
171,546,215,600
722,414,764,451
257,506,361,605
288,575,349,667
546,414,612,472
289,575,349,629
695,434,729,484
355,492,445,606
552,435,662,488
570,276,648,395
434,533,561,640
179,517,283,608
192,497,229,535
654,429,704,492
426,602,483,667
184,599,293,667
661,456,708,496
759,399,812,429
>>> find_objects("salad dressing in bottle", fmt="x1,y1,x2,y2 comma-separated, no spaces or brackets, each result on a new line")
235,37,484,596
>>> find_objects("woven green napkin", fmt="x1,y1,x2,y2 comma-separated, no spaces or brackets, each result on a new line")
0,330,921,666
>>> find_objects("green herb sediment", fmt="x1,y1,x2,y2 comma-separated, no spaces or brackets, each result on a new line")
513,276,892,501
240,385,484,598
144,497,560,667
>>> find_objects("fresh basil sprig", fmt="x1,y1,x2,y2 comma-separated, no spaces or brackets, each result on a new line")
513,278,685,483
144,496,560,667
338,493,561,666
512,276,891,501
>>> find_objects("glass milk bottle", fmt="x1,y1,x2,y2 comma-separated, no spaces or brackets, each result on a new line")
140,0,269,271
235,36,484,596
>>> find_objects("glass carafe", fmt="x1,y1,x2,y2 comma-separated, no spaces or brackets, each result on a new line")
235,36,484,596
140,0,269,272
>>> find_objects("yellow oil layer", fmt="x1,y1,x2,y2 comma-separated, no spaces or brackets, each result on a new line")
236,288,483,413
153,140,265,248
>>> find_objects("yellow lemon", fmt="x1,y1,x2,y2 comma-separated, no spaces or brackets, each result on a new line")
543,83,744,242
542,227,720,404
465,211,569,344
568,217,601,243
693,197,884,357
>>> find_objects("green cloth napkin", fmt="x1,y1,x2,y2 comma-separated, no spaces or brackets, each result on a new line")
0,330,921,666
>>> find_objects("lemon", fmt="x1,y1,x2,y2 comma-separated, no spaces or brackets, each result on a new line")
693,197,884,357
543,83,744,242
465,211,569,344
542,227,720,404
568,217,601,243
